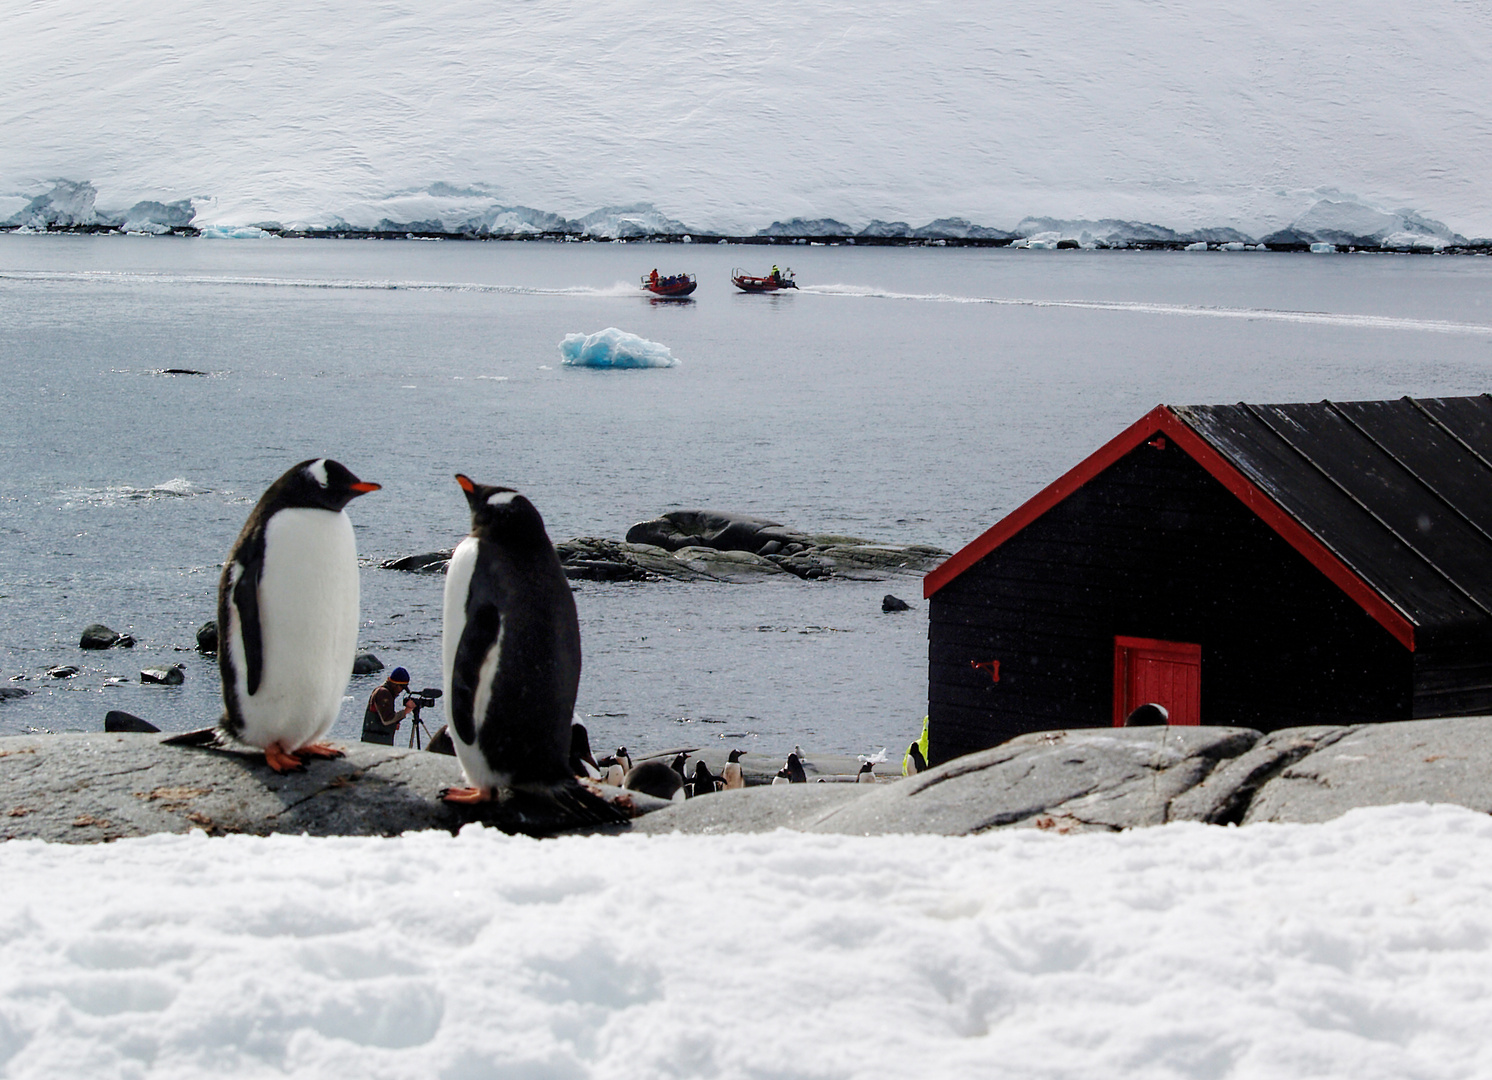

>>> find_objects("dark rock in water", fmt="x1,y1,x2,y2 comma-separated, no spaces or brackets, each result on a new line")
47,665,80,678
79,624,121,649
195,620,218,654
140,664,185,686
425,724,456,756
626,510,810,554
882,594,911,612
381,551,453,573
352,653,384,675
104,710,159,733
159,368,207,376
0,686,31,701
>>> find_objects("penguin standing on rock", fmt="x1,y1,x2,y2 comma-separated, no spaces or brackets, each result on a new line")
722,749,745,790
784,752,807,784
440,474,621,823
857,761,877,784
217,458,379,773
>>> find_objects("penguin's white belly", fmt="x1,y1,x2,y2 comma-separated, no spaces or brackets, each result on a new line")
442,537,509,791
235,508,360,750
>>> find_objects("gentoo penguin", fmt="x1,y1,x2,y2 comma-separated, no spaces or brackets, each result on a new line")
624,760,685,801
603,763,625,786
439,473,620,823
217,458,378,773
771,767,791,786
722,749,745,790
857,761,877,784
615,747,633,775
669,752,691,796
784,752,807,784
906,742,927,774
692,759,723,796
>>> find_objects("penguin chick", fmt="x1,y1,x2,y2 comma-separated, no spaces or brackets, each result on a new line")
439,473,622,826
785,752,807,784
857,761,877,784
692,759,723,796
218,458,378,773
722,748,745,790
624,760,685,802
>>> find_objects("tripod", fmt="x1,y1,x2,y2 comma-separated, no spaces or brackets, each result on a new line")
405,700,434,749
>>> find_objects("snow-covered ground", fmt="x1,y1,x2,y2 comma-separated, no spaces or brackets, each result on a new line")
3,804,1492,1078
2,1,1490,240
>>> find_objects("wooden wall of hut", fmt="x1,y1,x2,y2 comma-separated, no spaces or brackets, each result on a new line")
927,438,1414,765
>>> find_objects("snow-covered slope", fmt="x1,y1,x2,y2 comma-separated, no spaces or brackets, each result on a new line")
4,805,1492,1078
2,1,1490,239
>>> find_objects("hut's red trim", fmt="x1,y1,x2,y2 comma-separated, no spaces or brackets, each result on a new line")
923,405,1417,652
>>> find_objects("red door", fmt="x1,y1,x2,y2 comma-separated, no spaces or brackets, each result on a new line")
1113,636,1201,726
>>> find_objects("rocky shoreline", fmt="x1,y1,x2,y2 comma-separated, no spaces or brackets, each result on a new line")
383,510,949,584
6,715,1492,844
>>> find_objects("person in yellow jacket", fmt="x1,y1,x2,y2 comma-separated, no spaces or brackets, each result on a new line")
903,715,930,775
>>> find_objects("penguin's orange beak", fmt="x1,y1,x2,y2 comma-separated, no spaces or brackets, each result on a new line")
349,482,380,495
455,474,475,493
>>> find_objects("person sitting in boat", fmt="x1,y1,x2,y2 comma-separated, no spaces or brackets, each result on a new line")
771,265,780,283
650,269,660,287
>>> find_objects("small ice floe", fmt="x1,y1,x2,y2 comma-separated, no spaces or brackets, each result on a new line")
199,224,273,239
559,327,679,369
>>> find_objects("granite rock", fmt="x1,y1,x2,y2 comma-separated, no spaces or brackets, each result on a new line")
195,620,218,654
803,726,1260,836
0,734,659,842
140,664,185,686
104,710,160,733
1239,716,1492,824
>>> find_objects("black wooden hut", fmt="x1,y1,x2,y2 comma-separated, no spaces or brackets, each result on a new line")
924,396,1492,765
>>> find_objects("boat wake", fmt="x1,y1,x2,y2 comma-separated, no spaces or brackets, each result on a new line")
0,270,641,298
801,284,1492,337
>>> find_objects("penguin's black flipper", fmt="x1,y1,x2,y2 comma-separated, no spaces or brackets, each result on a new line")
230,545,266,696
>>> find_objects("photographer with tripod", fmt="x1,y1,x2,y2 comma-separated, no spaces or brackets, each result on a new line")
361,667,445,749
360,667,416,746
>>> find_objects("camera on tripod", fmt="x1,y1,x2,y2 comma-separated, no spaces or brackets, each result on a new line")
401,687,443,749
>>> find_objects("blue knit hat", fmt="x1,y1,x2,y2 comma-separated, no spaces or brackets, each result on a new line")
389,667,410,684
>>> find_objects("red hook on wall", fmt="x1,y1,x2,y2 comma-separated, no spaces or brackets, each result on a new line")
971,659,1000,683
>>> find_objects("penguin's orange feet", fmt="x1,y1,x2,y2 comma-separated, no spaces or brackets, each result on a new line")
295,742,345,761
440,786,495,805
263,743,305,773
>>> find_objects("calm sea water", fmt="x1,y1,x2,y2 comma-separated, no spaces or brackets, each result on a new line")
1,235,1489,757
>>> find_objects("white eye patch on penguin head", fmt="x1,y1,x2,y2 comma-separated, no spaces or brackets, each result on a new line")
277,458,379,511
454,473,549,542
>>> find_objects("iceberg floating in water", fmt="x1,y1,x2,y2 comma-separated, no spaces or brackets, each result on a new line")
559,328,678,369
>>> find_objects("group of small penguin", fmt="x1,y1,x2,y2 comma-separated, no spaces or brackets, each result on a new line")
568,733,750,802
206,457,618,818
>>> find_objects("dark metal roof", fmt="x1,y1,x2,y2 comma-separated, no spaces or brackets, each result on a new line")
1173,395,1492,639
925,395,1492,649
